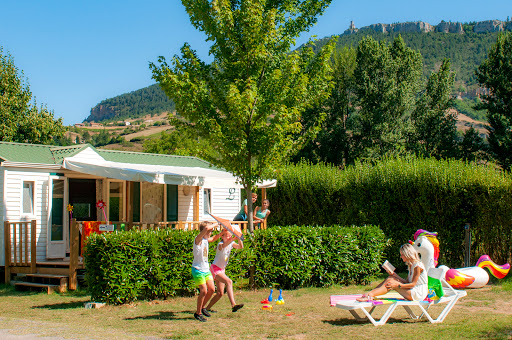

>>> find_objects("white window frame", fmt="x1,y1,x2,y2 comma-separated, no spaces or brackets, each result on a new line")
107,179,126,222
203,188,212,215
22,181,35,217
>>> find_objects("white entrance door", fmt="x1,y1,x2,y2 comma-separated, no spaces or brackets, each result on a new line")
46,177,68,259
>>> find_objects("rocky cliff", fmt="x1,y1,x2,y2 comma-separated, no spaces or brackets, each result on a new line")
345,19,512,35
87,104,118,122
436,21,464,34
474,20,505,33
361,21,434,34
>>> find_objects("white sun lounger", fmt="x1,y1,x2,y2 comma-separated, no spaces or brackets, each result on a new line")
333,276,467,326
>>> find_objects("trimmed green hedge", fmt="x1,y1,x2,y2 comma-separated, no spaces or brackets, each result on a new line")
268,158,512,268
251,226,386,288
84,225,386,304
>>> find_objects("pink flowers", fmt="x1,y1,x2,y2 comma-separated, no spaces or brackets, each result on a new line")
96,200,107,222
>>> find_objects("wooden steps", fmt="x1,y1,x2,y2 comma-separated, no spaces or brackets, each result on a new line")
13,273,68,294
14,281,64,294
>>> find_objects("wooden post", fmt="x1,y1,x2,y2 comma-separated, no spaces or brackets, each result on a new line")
18,223,22,266
68,218,79,290
193,186,200,223
4,221,11,284
30,220,36,273
261,188,268,230
126,182,133,225
261,188,267,200
12,223,17,266
249,264,255,290
24,222,29,265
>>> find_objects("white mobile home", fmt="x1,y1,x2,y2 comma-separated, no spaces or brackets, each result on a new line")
1,142,274,290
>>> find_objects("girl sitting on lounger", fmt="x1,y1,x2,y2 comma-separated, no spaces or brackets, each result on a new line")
357,243,428,302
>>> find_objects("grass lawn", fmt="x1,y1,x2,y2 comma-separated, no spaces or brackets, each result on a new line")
0,275,511,339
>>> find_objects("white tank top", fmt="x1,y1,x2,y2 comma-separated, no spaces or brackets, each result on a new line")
212,241,233,269
192,238,209,272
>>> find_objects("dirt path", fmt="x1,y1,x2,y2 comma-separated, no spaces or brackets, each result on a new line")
0,318,161,340
0,329,66,340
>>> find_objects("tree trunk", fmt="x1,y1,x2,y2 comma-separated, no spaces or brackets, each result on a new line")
246,186,254,233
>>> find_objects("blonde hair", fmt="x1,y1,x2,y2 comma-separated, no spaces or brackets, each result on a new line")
400,243,420,264
251,193,258,198
199,221,209,232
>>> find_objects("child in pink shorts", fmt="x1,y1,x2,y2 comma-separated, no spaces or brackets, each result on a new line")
204,229,244,313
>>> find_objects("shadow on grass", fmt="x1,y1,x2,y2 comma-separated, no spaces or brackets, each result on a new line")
33,301,86,310
323,317,414,327
125,310,194,321
480,326,512,339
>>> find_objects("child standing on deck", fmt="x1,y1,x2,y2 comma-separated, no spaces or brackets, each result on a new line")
205,229,244,313
192,221,221,322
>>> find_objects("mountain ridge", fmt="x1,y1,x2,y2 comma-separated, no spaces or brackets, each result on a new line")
343,19,512,35
84,18,511,124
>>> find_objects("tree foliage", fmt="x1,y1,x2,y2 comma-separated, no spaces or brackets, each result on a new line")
312,30,501,88
151,0,335,231
296,36,470,166
410,59,458,159
476,32,512,170
352,36,423,160
0,46,65,144
292,46,356,165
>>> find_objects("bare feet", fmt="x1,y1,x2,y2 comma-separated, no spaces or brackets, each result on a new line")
356,294,374,302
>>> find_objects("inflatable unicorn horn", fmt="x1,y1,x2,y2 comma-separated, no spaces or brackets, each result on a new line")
411,229,510,289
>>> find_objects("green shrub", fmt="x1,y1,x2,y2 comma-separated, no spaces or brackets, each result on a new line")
84,225,386,304
251,225,386,289
268,158,512,268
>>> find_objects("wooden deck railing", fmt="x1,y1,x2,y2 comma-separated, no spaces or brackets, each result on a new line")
120,219,266,233
4,220,36,284
71,219,266,234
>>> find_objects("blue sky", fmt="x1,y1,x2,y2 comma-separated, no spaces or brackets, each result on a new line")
1,1,512,125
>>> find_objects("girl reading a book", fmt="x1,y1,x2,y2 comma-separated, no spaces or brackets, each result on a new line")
356,243,428,302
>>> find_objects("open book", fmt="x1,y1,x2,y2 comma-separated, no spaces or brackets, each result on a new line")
382,260,395,274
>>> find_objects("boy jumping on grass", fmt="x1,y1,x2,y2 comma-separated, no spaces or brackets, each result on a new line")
192,221,221,322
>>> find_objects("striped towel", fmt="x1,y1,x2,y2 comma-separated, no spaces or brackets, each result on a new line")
330,292,406,306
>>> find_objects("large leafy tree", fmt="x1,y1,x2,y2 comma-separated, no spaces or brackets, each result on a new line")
292,46,356,166
0,46,65,144
352,36,422,160
475,32,512,170
151,0,335,231
410,59,458,159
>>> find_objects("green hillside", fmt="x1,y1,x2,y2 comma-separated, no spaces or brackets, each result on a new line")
85,84,175,123
314,30,500,89
87,29,502,123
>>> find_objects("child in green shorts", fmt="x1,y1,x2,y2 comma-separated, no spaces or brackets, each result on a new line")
192,221,221,322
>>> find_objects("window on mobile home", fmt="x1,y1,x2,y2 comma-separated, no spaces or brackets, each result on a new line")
109,181,124,221
204,188,211,215
23,182,34,214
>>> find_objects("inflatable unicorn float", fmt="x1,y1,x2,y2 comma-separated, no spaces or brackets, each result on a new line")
410,229,510,289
